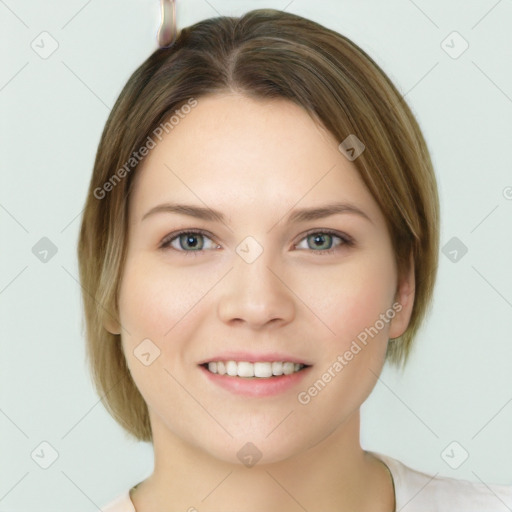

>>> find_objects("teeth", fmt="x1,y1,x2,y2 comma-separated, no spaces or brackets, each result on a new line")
238,361,254,377
272,361,283,375
254,362,272,378
206,361,306,378
283,362,295,375
226,360,238,376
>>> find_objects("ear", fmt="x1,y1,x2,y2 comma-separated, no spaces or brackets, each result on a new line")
103,315,121,336
388,252,415,339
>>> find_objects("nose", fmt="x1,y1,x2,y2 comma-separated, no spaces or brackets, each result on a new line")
217,250,296,330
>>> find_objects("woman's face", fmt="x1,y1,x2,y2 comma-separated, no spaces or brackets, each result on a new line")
115,93,414,464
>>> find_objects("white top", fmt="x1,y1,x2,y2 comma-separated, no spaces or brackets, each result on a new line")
101,451,512,511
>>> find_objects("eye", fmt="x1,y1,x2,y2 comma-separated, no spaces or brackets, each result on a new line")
159,228,354,256
294,229,354,255
160,229,220,255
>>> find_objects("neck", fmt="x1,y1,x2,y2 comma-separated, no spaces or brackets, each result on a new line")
131,410,394,512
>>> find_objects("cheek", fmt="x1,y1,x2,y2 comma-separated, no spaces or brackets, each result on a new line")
116,257,198,412
295,259,396,423
118,255,206,339
315,253,397,348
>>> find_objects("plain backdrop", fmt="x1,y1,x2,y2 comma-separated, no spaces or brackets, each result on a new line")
1,0,511,510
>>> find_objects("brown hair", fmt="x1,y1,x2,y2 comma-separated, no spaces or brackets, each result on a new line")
78,8,439,442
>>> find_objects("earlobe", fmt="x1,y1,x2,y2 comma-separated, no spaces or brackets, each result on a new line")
103,316,121,336
389,254,416,339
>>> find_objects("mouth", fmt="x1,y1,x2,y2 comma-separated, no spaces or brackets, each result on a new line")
200,360,310,378
197,352,313,397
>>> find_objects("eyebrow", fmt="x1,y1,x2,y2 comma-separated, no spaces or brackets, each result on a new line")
141,202,373,224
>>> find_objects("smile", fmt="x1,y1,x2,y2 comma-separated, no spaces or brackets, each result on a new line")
203,361,308,378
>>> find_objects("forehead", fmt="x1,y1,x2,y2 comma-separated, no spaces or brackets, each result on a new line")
129,93,382,224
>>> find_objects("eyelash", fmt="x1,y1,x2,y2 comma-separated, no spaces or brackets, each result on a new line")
159,228,354,257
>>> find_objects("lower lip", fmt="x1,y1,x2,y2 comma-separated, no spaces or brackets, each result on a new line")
199,365,312,397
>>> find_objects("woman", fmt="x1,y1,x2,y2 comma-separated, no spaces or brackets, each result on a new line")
77,8,512,511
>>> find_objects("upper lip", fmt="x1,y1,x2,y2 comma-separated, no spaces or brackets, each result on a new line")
198,351,312,366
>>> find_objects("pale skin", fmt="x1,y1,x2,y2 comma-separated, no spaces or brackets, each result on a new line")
105,92,415,511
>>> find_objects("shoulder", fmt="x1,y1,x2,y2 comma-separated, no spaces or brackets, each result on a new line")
371,451,512,512
100,489,136,512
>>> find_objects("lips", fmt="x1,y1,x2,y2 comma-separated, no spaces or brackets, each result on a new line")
197,351,312,366
199,361,312,397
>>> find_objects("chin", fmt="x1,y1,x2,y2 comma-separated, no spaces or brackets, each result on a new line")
209,438,304,467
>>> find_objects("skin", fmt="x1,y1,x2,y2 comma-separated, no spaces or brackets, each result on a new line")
106,92,415,511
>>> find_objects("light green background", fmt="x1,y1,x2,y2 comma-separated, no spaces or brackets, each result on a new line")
1,0,511,510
